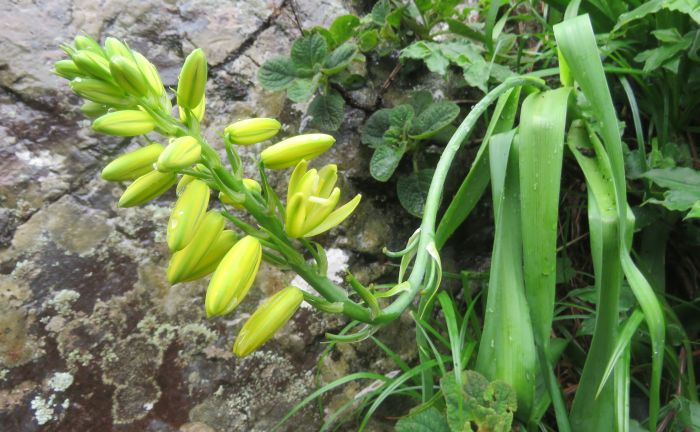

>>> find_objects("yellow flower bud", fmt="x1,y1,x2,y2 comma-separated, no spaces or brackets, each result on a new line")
118,170,177,208
219,178,261,208
92,110,156,136
167,211,226,284
284,160,361,238
101,143,164,181
54,60,82,80
180,230,238,282
176,164,207,196
225,118,281,145
133,52,165,96
177,48,207,110
80,101,108,118
72,50,113,81
233,286,304,357
104,37,131,59
110,55,149,97
261,134,335,169
167,179,210,252
70,78,130,107
205,235,262,318
178,96,205,122
156,136,201,172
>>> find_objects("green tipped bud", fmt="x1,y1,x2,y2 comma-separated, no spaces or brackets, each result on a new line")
92,110,156,136
167,179,210,252
178,96,205,123
54,60,82,80
72,50,113,81
261,134,335,169
70,78,130,107
156,136,201,172
180,230,238,282
73,35,104,56
233,286,303,357
219,178,261,208
110,55,149,97
177,48,207,110
133,52,165,97
225,118,282,145
118,170,177,207
101,143,164,181
205,235,262,317
104,37,131,59
80,101,109,118
167,211,225,284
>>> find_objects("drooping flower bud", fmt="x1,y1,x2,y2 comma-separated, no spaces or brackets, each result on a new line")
180,230,238,282
118,170,177,207
70,78,130,107
167,179,210,252
233,286,304,357
72,50,113,81
261,134,335,169
225,118,282,145
284,160,361,238
54,60,82,80
205,235,262,318
92,110,156,136
104,37,131,59
167,211,225,284
132,52,165,96
80,101,109,118
110,55,149,97
177,48,207,110
156,136,201,172
101,143,164,181
219,178,261,208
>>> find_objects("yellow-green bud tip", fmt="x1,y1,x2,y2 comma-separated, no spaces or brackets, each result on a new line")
225,118,282,145
261,134,335,169
233,286,304,357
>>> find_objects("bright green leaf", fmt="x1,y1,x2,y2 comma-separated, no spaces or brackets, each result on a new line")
362,109,392,147
308,91,345,131
409,101,460,139
397,169,434,217
258,57,297,91
389,104,414,129
394,407,449,432
291,33,328,71
287,77,318,103
370,143,406,182
328,15,360,45
323,43,358,75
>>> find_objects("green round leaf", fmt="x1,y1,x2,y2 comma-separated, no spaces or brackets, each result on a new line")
397,169,434,217
291,33,329,71
308,91,345,131
258,57,297,91
409,101,460,139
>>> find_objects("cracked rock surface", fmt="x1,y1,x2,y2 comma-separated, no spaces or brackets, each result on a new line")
0,1,419,431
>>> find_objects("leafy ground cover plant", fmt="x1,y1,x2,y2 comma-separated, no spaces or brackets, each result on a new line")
361,91,460,215
258,32,361,130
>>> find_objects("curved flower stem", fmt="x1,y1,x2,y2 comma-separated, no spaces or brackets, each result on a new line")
375,76,547,324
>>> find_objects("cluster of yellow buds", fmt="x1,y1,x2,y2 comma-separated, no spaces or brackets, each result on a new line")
57,36,365,357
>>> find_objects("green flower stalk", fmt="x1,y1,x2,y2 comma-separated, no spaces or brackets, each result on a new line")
219,178,261,208
285,159,362,238
233,286,304,357
261,134,335,168
205,235,262,318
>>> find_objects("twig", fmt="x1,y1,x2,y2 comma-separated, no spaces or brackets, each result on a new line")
288,0,304,36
